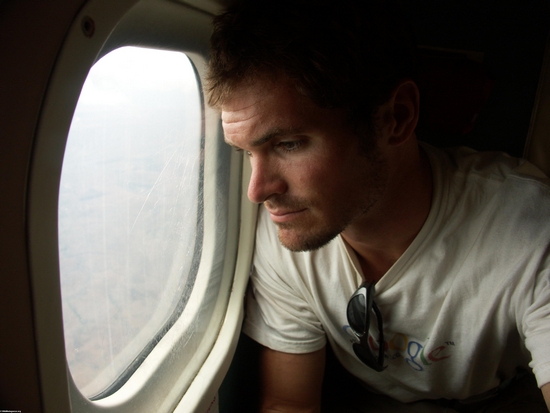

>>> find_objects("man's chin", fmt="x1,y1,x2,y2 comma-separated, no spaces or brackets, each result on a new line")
277,227,340,252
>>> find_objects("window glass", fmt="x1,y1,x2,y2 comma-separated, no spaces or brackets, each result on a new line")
58,46,203,398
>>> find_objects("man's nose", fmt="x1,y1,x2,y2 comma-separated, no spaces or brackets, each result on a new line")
247,157,286,204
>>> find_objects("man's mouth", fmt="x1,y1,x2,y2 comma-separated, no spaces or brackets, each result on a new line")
266,207,307,224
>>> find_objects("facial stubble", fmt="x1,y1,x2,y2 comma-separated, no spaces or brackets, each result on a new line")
275,148,389,252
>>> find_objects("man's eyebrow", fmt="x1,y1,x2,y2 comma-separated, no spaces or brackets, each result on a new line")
226,127,304,148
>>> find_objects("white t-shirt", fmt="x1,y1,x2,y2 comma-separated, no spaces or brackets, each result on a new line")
242,144,550,403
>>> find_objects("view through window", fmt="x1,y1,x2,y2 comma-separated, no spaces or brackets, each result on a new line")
58,46,203,398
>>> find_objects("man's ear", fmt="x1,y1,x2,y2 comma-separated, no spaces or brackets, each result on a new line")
376,80,420,146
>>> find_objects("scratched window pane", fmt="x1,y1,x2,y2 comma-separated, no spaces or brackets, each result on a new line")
58,47,202,398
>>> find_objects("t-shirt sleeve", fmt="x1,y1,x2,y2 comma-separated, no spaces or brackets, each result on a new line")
523,257,550,388
242,207,326,353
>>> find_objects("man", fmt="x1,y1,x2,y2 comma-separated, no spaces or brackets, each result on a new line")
207,0,550,411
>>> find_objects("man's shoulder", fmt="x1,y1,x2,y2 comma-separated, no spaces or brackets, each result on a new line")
425,143,549,184
422,144,550,249
424,144,550,209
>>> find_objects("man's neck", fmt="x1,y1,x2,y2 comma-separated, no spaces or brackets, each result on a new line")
342,144,433,283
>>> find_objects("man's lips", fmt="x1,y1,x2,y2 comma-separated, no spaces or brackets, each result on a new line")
266,208,307,223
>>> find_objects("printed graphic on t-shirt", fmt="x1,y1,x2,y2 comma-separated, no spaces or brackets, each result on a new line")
343,325,454,372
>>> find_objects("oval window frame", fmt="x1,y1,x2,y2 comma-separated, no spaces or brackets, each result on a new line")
27,0,251,412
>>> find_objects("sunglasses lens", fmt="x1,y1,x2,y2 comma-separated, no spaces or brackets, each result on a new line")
352,342,376,365
347,283,386,372
347,293,367,334
353,343,385,372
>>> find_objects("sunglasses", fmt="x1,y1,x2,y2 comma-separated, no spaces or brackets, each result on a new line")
346,281,387,372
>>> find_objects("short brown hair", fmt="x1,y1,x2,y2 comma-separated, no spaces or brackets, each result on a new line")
207,0,416,137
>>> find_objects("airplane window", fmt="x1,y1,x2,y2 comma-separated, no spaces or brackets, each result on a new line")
58,46,203,399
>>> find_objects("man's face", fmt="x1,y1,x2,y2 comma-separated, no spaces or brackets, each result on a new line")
221,77,388,251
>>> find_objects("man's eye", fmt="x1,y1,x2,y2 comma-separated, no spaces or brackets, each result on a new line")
278,141,302,152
